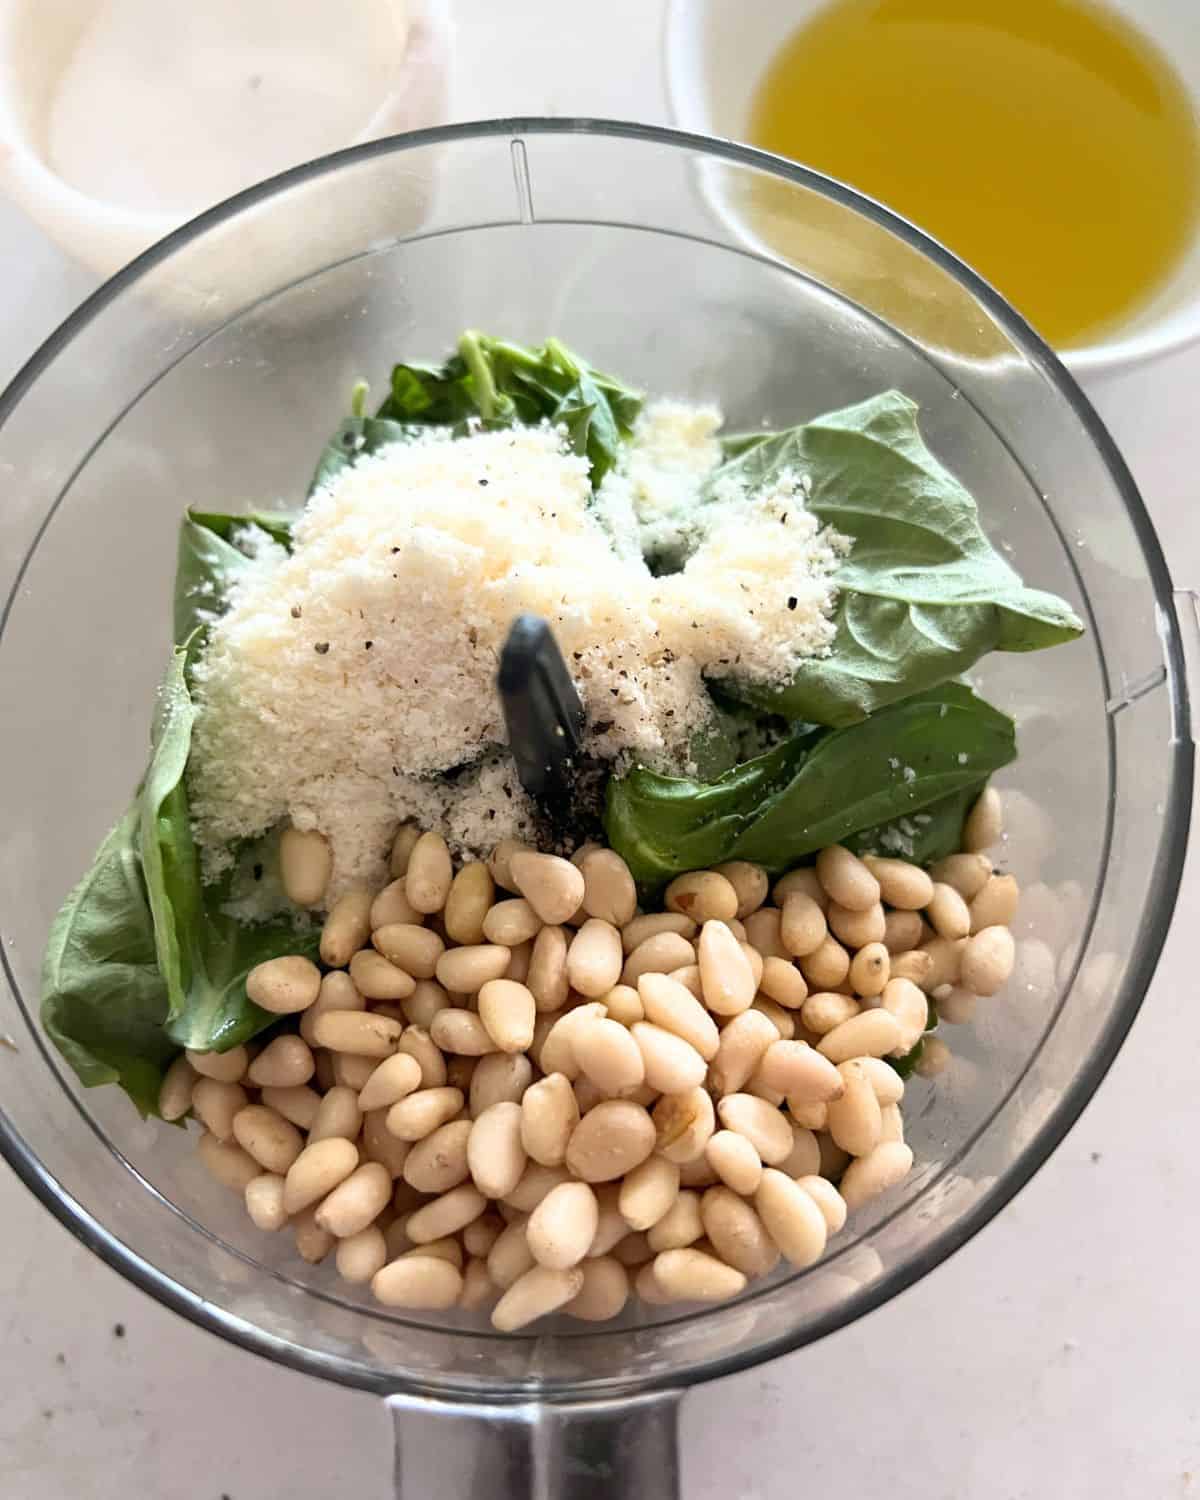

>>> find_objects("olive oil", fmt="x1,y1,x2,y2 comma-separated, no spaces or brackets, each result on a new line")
748,0,1200,349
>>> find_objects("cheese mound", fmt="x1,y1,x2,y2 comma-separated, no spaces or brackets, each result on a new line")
188,415,843,896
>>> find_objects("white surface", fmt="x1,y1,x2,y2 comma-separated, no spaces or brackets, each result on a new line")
2,3,1198,1496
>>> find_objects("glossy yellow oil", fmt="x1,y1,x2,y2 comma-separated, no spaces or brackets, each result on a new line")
749,0,1200,348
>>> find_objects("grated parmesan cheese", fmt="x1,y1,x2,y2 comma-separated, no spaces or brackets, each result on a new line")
189,414,845,898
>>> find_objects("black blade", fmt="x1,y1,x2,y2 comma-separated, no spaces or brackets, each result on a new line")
498,615,586,827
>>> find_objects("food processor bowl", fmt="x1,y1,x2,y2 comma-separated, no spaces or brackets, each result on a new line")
0,121,1192,1497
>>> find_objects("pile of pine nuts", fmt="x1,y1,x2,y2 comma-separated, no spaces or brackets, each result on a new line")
161,787,1016,1331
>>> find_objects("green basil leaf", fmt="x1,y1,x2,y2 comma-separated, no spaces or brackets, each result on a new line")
40,804,176,1117
605,684,1014,888
845,782,983,866
175,510,295,643
706,391,1083,726
309,417,425,495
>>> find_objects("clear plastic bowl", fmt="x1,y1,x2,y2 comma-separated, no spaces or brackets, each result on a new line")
0,121,1192,1496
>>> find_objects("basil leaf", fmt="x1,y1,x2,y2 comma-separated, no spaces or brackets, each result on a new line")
845,782,982,866
175,510,295,643
706,391,1083,726
40,804,176,1118
605,684,1014,888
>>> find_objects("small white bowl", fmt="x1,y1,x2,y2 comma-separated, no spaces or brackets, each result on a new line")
665,0,1200,377
0,0,451,280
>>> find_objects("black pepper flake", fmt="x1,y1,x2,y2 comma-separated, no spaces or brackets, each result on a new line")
391,546,401,554
610,687,619,697
503,785,513,799
113,1324,126,1339
364,641,374,650
290,604,302,619
252,863,264,882
781,512,788,524
392,765,400,776
787,596,798,611
478,477,489,486
314,642,330,655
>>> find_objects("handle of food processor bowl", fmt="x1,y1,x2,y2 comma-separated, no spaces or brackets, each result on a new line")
387,1389,684,1499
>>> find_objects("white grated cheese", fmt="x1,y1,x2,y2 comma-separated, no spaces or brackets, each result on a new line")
189,416,845,897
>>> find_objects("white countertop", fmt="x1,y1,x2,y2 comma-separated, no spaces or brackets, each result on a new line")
2,4,1198,1496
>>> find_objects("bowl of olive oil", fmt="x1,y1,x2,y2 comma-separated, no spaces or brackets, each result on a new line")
666,0,1200,374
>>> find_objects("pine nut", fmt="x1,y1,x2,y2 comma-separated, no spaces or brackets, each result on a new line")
963,786,1003,852
653,1247,746,1303
915,1035,951,1077
969,873,1019,934
962,925,1016,995
389,823,421,879
817,1131,851,1181
527,925,570,1010
623,931,696,986
186,1045,249,1084
745,1073,785,1108
636,972,719,1059
470,1052,533,1115
336,1225,388,1284
796,1174,847,1234
828,901,886,949
705,1130,763,1195
246,955,322,1014
466,1101,527,1199
740,943,765,990
862,855,935,910
646,1189,703,1251
427,1008,495,1059
615,1154,678,1231
403,1235,464,1267
403,1119,473,1193
361,1108,411,1177
854,1056,905,1105
406,1184,487,1243
754,1039,843,1102
459,1257,498,1311
471,979,534,1055
313,1052,336,1091
799,936,851,990
373,923,444,979
446,1055,477,1093
567,919,624,998
318,885,372,967
567,1257,630,1321
356,1053,423,1113
772,867,828,910
299,971,363,1047
584,1184,627,1257
463,1213,505,1258
581,849,638,927
613,1231,654,1267
668,964,704,1001
890,949,933,986
666,870,739,924
755,1168,828,1268
788,1099,827,1131
505,1162,573,1214
934,986,976,1023
593,986,641,1030
313,1010,402,1058
572,1017,645,1094
815,845,880,912
827,1061,883,1156
332,1052,377,1091
396,1026,448,1088
575,1071,608,1116
232,1104,304,1173
714,861,770,919
539,1002,607,1079
487,1217,537,1288
700,1186,779,1277
526,1182,599,1269
315,1161,391,1238
839,1141,914,1210
520,1073,580,1166
444,862,496,945
817,1009,902,1062
247,1035,314,1089
293,1204,335,1263
280,827,332,907
694,919,754,1016
715,1094,793,1165
881,976,928,1053
370,878,422,931
488,838,536,893
510,851,585,926
848,942,890,999
758,956,808,1009
929,852,993,901
245,1172,288,1232
347,951,416,1002
283,1136,359,1215
883,909,925,954
802,990,862,1037
506,941,533,983
373,1255,463,1309
197,1132,260,1191
158,1055,196,1121
435,943,511,994
654,1087,716,1165
744,906,790,959
631,1023,707,1093
567,1099,656,1181
482,898,542,947
926,883,972,941
621,912,697,953
709,1009,776,1095
778,1121,821,1178
387,1086,464,1141
879,1102,905,1144
634,1261,674,1305
406,832,453,914
192,1078,248,1141
492,1263,584,1331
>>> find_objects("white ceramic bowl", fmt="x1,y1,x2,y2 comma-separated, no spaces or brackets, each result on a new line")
0,0,451,279
664,0,1200,377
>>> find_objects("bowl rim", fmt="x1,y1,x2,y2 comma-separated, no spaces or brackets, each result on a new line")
0,116,1192,1401
660,0,1200,378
